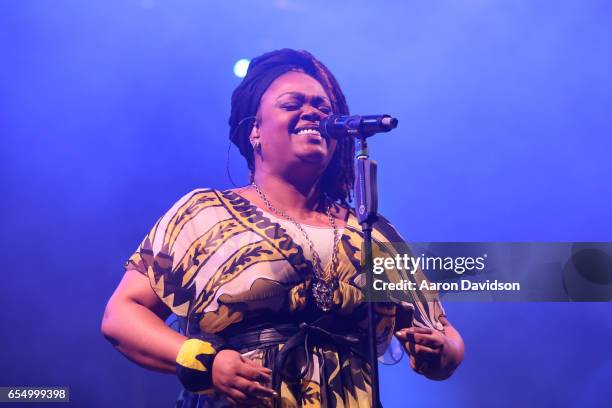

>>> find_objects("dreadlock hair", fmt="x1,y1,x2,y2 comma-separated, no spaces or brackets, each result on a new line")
228,49,354,207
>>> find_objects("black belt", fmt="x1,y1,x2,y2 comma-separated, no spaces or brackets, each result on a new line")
225,315,369,408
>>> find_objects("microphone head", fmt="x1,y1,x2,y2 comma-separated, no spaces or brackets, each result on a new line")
319,114,399,138
382,116,398,130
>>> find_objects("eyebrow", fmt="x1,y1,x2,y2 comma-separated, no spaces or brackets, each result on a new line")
275,91,331,104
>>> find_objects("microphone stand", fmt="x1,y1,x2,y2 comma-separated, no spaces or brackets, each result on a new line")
354,133,381,408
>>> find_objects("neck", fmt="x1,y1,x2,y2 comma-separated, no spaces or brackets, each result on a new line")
253,171,323,214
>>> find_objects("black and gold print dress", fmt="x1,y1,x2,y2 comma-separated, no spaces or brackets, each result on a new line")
125,189,445,408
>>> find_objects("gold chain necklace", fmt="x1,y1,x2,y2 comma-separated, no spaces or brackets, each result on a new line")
251,182,340,312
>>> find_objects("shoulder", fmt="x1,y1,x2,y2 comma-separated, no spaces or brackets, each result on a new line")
170,187,223,208
155,188,225,223
177,187,219,203
374,213,406,242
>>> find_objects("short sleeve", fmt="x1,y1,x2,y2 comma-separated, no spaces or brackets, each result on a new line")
372,214,446,332
123,189,212,317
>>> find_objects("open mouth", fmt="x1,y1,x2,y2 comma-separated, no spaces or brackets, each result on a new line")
292,125,322,138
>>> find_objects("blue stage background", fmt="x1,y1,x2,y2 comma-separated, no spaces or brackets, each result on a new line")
1,1,611,407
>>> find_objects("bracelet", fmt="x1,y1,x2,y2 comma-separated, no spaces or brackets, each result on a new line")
175,333,226,394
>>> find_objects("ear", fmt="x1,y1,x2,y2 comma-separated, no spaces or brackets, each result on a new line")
249,121,260,143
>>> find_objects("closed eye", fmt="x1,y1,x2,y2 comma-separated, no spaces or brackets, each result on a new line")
281,103,301,111
318,105,332,114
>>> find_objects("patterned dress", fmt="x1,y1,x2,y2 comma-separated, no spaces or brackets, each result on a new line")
125,189,445,407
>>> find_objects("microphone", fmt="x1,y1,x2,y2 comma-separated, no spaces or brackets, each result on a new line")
319,114,398,138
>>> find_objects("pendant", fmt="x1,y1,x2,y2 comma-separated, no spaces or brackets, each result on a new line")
312,278,336,312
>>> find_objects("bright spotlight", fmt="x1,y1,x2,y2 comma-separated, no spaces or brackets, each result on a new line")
233,59,250,78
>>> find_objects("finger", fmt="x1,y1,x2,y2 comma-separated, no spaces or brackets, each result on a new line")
403,327,433,335
241,356,273,374
395,328,433,341
233,376,278,399
397,332,418,356
412,331,444,342
407,352,428,374
414,359,430,374
225,388,249,404
397,330,444,349
404,333,443,348
237,363,273,384
411,344,442,358
225,396,239,407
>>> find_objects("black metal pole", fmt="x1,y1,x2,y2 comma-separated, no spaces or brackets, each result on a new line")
354,136,380,408
364,227,381,408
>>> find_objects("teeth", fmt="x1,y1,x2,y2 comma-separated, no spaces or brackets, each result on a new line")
295,129,321,136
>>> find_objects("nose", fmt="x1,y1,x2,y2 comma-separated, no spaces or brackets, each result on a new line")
301,105,324,122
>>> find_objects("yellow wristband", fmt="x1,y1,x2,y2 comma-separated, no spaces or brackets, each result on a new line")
175,338,219,393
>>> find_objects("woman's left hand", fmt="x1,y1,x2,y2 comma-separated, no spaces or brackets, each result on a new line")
395,327,445,372
395,316,464,380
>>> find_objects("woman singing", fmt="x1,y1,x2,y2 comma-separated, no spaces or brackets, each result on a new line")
101,48,464,407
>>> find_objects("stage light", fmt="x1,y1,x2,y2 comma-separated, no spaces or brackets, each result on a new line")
233,59,250,78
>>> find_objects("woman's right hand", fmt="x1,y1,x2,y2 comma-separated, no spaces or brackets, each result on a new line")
212,349,277,406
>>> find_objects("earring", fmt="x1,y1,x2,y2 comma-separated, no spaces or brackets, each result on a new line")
250,139,261,152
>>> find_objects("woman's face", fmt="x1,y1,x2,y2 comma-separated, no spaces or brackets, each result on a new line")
253,71,337,177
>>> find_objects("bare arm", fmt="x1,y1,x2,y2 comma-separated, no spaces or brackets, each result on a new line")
100,269,187,373
101,269,277,406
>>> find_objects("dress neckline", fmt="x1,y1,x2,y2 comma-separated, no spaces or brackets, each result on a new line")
223,188,351,230
220,189,358,269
